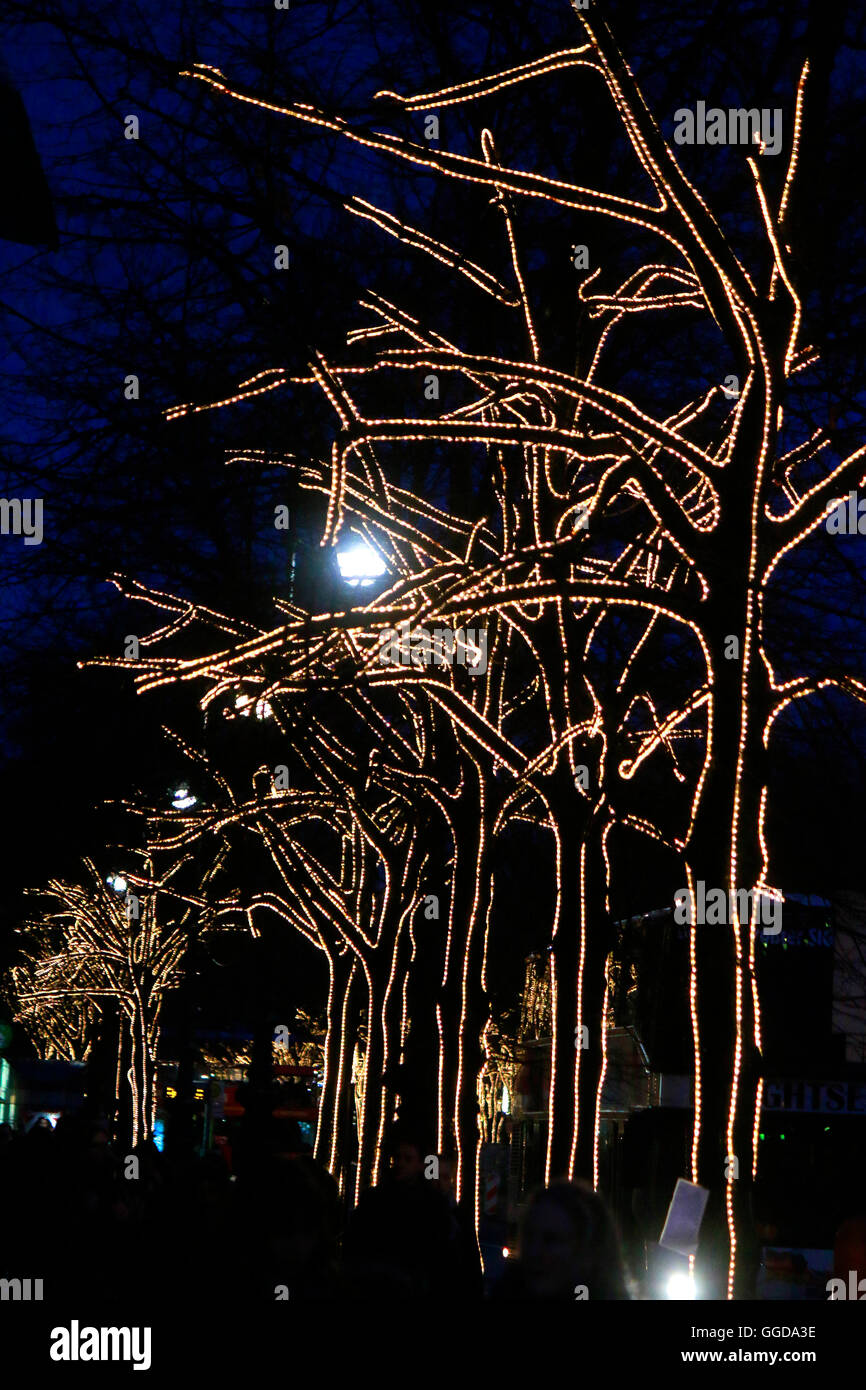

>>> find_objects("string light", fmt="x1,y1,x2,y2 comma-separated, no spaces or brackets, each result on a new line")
8,855,228,1146
65,17,855,1299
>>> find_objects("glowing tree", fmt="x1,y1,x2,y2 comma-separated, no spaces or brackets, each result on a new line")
88,2,866,1297
126,692,501,1206
6,852,232,1146
5,918,99,1066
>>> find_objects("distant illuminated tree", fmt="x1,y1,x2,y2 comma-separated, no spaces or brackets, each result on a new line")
5,921,99,1066
6,852,233,1146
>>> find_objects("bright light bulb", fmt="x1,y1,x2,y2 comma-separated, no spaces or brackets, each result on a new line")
236,691,273,720
336,540,387,588
107,874,127,893
666,1272,696,1300
172,786,197,809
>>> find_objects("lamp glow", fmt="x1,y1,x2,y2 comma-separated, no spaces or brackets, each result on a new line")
666,1272,697,1300
235,692,272,720
336,539,387,587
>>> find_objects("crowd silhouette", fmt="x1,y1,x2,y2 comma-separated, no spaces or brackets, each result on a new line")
0,1115,632,1305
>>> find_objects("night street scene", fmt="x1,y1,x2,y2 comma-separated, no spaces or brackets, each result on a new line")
1,0,865,1374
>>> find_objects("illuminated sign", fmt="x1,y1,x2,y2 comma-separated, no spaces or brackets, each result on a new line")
762,1080,866,1115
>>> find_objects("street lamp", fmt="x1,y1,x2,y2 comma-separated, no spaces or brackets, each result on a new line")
666,1272,697,1299
335,538,387,588
235,692,273,720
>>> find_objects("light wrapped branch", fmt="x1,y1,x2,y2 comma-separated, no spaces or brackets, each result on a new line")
6,853,228,1146
79,2,865,1301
